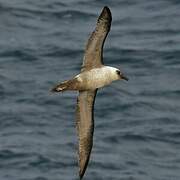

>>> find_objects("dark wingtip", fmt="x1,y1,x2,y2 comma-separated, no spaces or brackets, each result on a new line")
98,6,112,22
103,6,112,19
78,154,92,180
79,169,85,180
103,6,111,13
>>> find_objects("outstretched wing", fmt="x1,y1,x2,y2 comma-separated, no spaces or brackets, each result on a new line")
81,6,112,72
76,90,97,179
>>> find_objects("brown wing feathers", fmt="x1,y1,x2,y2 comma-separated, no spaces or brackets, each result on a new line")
75,7,112,179
81,6,112,72
76,90,97,179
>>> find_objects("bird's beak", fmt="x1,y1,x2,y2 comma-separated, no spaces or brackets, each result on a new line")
121,74,128,81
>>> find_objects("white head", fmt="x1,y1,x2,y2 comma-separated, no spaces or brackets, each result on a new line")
108,67,128,81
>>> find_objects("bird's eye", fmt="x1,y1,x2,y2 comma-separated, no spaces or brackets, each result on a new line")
116,70,120,75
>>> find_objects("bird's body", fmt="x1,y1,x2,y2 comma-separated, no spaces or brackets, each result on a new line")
75,66,120,90
54,66,120,92
51,6,128,179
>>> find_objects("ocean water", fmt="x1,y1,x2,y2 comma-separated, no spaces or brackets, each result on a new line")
0,0,180,180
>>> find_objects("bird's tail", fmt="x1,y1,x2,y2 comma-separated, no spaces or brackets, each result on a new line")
51,80,70,92
51,79,79,92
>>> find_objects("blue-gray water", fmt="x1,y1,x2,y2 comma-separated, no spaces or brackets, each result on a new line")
0,1,180,180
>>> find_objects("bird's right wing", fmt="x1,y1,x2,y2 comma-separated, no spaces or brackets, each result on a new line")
76,90,97,179
81,6,112,72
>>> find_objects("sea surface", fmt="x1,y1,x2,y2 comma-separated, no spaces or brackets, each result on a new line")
0,0,180,180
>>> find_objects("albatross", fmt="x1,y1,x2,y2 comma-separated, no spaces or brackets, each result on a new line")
51,6,128,179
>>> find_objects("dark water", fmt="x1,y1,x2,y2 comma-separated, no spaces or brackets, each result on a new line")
0,0,180,180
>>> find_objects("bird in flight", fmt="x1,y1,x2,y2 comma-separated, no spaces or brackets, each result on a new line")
51,6,128,179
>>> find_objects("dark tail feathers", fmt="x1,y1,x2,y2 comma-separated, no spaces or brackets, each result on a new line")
51,81,69,92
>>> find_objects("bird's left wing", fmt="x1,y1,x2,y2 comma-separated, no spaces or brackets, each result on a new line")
76,90,97,179
81,6,112,72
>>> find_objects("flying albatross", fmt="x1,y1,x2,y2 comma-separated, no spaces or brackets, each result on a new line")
51,6,128,179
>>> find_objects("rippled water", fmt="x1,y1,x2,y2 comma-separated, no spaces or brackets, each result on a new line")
0,0,180,180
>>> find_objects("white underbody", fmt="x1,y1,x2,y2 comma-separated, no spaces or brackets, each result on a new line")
75,66,119,90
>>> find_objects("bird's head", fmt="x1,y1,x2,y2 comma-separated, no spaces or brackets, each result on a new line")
115,69,128,81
